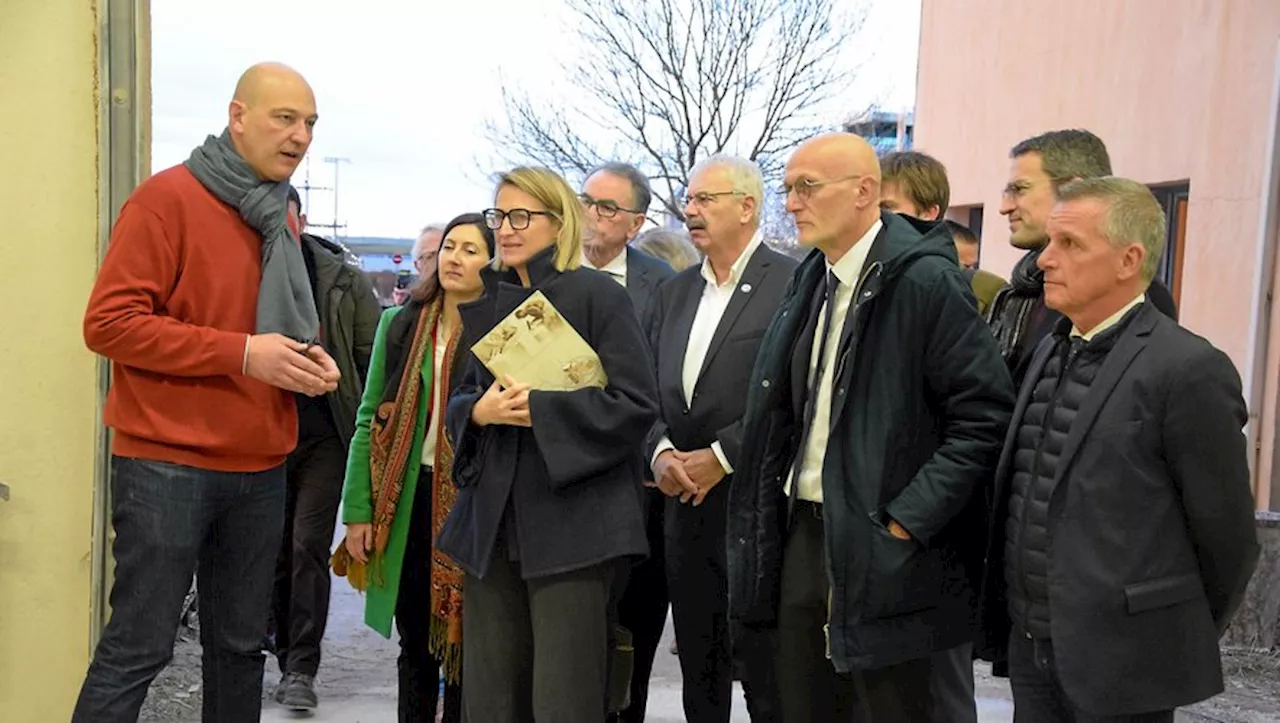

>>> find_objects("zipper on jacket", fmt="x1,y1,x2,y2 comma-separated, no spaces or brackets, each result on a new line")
823,261,881,663
824,586,833,659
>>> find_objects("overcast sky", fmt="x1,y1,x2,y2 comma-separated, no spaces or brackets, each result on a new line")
151,0,921,239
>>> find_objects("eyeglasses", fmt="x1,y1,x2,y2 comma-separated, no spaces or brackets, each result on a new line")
579,194,642,219
681,190,741,207
482,208,559,231
781,175,867,201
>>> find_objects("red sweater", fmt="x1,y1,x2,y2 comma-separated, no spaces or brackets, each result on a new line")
84,166,297,472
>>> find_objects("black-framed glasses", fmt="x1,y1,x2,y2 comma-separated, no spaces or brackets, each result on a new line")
681,190,741,207
482,207,559,231
579,194,643,219
781,175,867,201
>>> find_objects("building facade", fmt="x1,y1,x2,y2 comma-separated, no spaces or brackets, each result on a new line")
914,0,1280,507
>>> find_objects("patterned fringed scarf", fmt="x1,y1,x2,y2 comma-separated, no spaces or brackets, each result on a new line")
427,325,464,684
333,298,466,681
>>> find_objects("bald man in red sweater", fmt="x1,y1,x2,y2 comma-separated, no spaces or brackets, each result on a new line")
74,62,340,723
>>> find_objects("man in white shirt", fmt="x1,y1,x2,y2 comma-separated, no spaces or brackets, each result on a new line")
725,134,1014,722
646,154,795,722
580,162,674,331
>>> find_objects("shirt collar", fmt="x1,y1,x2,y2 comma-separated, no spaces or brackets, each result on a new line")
827,219,883,287
700,230,764,289
582,246,628,279
1071,293,1146,341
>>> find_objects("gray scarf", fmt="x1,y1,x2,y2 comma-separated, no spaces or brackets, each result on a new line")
185,129,320,343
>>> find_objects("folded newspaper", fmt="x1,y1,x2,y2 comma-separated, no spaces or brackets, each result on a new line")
470,290,608,391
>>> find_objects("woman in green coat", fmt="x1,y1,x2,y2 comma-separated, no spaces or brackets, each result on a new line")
334,212,493,722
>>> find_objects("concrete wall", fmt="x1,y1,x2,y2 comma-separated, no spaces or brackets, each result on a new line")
916,0,1280,504
0,0,102,718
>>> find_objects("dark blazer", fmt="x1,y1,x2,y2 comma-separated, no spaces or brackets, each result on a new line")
979,302,1260,715
644,243,797,466
727,212,1014,672
437,247,660,580
626,246,676,339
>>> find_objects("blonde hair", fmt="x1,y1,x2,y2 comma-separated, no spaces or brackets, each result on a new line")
494,166,584,272
1056,176,1166,283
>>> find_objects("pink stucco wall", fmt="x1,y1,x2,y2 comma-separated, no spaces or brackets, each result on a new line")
915,0,1280,503
917,0,1278,366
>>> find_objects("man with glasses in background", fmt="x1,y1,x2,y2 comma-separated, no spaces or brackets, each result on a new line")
579,162,676,723
726,133,1013,722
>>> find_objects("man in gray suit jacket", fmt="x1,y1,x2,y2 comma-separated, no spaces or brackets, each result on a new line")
980,177,1259,722
581,162,675,723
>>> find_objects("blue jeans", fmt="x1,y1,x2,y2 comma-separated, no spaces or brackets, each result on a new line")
72,457,286,723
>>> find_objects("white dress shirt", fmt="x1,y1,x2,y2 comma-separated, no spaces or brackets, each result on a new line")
786,220,883,503
1071,293,1146,341
420,339,449,466
651,231,765,475
583,246,628,288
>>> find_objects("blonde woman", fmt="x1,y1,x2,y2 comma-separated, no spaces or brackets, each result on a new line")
436,167,659,722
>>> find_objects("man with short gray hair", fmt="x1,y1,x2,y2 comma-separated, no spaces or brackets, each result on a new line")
979,177,1259,722
648,153,792,721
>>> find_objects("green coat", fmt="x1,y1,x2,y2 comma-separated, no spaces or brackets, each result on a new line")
342,305,436,638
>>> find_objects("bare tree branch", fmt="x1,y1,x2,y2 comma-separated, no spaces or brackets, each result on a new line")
484,0,872,226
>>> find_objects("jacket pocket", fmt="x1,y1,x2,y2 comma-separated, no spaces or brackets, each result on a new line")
864,523,938,619
1124,573,1203,614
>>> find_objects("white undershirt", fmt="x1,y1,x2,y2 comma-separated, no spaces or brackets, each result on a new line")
785,220,882,503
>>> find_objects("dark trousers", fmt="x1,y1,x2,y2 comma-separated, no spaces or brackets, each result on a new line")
777,503,933,723
930,643,977,723
463,550,617,723
397,467,462,723
73,457,285,723
613,486,670,722
270,433,345,677
1008,634,1174,723
667,483,781,723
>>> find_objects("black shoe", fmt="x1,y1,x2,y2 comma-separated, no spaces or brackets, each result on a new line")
280,672,318,711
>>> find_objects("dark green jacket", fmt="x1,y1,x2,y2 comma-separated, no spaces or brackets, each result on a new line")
302,233,382,446
726,211,1014,672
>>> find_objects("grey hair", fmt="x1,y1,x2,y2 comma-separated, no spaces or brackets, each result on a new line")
412,223,445,257
691,154,765,222
1056,176,1166,283
633,228,701,272
589,162,653,214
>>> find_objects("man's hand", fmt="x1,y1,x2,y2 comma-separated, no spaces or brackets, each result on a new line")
305,344,341,392
345,522,373,563
887,519,913,541
674,448,727,506
652,449,699,502
244,333,335,396
471,375,532,427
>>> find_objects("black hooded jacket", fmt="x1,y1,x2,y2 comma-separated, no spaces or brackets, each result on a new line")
726,211,1015,672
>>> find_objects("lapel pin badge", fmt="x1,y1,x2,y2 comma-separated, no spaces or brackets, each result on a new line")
741,283,752,293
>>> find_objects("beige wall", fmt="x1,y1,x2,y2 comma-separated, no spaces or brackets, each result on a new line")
0,0,102,718
916,0,1280,503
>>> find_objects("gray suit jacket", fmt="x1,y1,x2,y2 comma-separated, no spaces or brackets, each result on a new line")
980,302,1259,714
